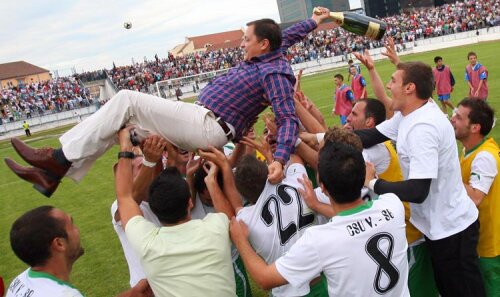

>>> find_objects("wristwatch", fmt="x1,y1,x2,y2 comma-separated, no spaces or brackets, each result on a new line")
117,151,135,159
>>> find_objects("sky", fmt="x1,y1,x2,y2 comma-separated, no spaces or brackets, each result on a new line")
0,0,359,76
0,0,279,75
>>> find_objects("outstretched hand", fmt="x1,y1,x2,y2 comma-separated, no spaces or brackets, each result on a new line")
263,114,277,137
353,49,375,71
311,6,331,25
186,152,202,177
240,136,273,163
118,126,136,151
381,37,400,66
203,161,219,184
297,174,320,211
142,135,167,163
198,146,229,169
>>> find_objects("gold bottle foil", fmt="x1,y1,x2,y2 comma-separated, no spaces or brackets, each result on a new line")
365,21,380,39
329,12,345,26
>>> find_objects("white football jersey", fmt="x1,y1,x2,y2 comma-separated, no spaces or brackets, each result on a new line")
6,268,83,297
237,163,318,296
376,102,478,240
276,193,410,297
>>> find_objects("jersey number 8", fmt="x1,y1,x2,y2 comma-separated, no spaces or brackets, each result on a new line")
365,232,400,294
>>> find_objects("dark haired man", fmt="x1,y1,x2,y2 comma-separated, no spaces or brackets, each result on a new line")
110,136,165,288
6,8,332,197
230,142,409,296
7,206,152,297
332,73,354,125
198,147,326,296
114,127,236,296
465,51,488,100
188,160,253,297
452,98,499,296
432,56,455,114
357,61,484,296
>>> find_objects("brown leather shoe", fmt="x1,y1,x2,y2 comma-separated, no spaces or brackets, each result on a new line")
4,158,60,198
11,138,70,178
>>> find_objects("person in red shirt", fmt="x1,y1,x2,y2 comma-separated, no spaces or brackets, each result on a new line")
432,56,455,115
465,51,488,100
349,65,367,100
332,74,354,125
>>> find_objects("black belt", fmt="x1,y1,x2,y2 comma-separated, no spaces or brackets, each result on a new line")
195,101,233,140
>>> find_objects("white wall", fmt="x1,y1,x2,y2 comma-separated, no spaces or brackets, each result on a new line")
0,106,96,140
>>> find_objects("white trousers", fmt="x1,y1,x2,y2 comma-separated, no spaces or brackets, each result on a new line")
60,90,228,181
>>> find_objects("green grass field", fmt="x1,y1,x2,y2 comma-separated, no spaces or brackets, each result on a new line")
1,41,499,296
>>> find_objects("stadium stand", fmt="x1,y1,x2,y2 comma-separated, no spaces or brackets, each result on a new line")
102,0,500,94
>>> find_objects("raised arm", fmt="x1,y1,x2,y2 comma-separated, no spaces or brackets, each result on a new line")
203,161,235,219
294,95,327,133
381,37,401,66
240,135,273,165
132,135,166,203
230,218,288,290
227,141,246,168
185,152,203,208
280,7,330,52
353,50,394,118
294,141,319,170
302,93,327,129
198,146,244,213
116,127,144,228
294,69,303,93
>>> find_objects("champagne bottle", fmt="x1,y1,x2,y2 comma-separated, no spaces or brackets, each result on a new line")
313,8,387,40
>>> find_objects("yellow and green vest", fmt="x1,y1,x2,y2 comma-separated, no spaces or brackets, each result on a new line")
460,137,500,258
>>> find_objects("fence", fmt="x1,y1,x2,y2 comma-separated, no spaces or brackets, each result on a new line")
0,105,97,140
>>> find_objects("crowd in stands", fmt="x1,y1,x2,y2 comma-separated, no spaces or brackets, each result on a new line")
105,0,500,93
76,69,108,83
386,0,500,43
108,50,244,92
287,0,500,63
0,77,93,124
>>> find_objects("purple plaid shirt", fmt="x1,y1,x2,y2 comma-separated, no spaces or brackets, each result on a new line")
199,19,317,164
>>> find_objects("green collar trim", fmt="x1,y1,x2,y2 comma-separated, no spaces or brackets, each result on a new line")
337,200,373,216
464,138,487,157
28,268,77,289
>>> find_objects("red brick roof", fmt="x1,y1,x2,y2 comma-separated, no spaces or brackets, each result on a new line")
0,61,50,80
188,29,244,50
207,39,242,51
